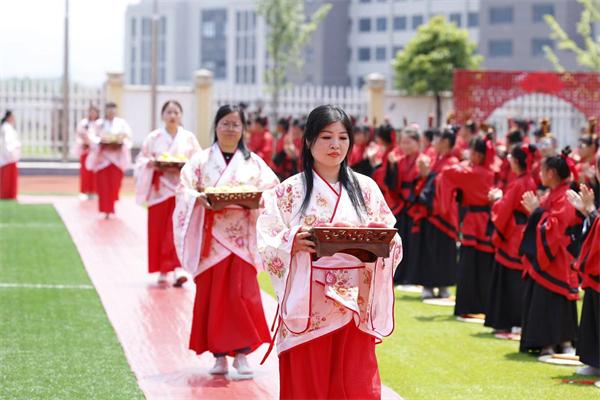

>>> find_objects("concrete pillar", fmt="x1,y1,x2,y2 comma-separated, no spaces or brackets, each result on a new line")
105,72,124,108
366,73,386,127
194,69,214,148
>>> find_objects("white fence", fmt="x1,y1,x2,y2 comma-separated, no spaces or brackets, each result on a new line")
0,79,104,159
213,84,367,119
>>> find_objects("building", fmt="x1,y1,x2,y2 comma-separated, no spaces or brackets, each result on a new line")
125,0,267,87
479,0,584,71
124,0,586,89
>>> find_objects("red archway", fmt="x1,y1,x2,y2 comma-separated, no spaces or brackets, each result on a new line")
453,70,600,123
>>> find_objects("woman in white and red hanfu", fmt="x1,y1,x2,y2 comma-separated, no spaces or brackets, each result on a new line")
257,105,402,399
0,110,20,199
74,105,99,198
135,100,201,286
86,102,132,218
173,104,279,376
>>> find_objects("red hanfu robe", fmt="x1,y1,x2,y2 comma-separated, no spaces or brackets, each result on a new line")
520,183,583,300
427,154,460,240
491,173,537,269
438,162,496,253
248,129,274,168
74,118,98,194
576,211,600,293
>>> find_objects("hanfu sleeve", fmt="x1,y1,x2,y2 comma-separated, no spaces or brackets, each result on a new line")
491,182,519,242
134,135,155,206
256,182,312,333
173,156,205,277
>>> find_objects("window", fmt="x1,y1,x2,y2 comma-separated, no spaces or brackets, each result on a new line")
130,18,136,37
392,46,404,57
360,0,371,3
412,15,423,30
203,21,216,38
357,76,365,88
130,46,136,63
393,16,406,31
376,17,387,32
532,3,555,23
490,7,513,24
347,47,352,62
358,47,371,61
468,12,479,27
142,17,151,35
359,18,371,32
449,13,461,27
532,38,554,56
130,67,136,84
375,47,386,61
160,16,166,34
489,39,513,57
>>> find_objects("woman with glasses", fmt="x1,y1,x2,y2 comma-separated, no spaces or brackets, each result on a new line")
173,104,279,376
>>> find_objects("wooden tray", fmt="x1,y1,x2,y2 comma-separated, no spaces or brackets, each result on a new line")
309,227,396,262
205,191,262,210
154,160,186,171
99,141,123,150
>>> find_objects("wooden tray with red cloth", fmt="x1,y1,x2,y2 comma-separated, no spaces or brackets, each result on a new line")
309,223,397,262
204,190,262,210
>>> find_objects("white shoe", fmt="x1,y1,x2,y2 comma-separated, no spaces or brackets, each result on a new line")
232,354,253,375
576,365,600,376
173,268,188,287
157,273,168,285
209,357,228,375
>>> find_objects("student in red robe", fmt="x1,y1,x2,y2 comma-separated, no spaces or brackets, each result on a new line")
575,133,598,186
273,118,303,180
568,174,600,376
380,125,422,285
519,147,583,356
421,127,438,159
348,124,372,176
485,144,538,333
452,120,478,161
414,128,459,299
438,134,496,318
247,115,274,168
496,128,524,190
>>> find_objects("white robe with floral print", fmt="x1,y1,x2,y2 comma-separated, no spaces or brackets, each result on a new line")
85,117,133,172
256,170,402,354
173,143,279,278
134,127,201,207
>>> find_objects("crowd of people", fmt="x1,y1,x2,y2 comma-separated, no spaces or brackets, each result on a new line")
1,99,599,397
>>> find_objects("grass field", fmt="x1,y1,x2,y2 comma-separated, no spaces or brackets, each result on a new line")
0,201,143,399
257,273,594,400
1,201,594,399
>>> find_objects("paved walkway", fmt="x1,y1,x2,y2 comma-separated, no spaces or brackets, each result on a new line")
20,195,402,400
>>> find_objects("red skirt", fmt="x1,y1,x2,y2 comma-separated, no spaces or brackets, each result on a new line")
189,254,270,356
79,152,96,194
96,164,123,213
279,323,381,400
147,197,180,273
0,162,18,199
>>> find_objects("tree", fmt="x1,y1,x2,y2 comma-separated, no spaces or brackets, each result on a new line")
392,15,482,127
544,0,600,72
257,0,331,122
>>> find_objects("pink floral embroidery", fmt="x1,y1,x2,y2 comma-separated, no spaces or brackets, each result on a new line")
267,256,285,278
235,237,245,247
325,272,337,285
304,214,316,226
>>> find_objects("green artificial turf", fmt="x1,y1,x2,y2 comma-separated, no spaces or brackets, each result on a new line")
0,202,143,399
257,273,594,400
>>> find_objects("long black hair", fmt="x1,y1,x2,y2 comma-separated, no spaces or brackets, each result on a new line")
511,144,537,172
1,110,13,125
299,105,367,218
213,104,250,160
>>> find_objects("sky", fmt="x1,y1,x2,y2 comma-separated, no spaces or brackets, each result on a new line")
0,0,140,86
